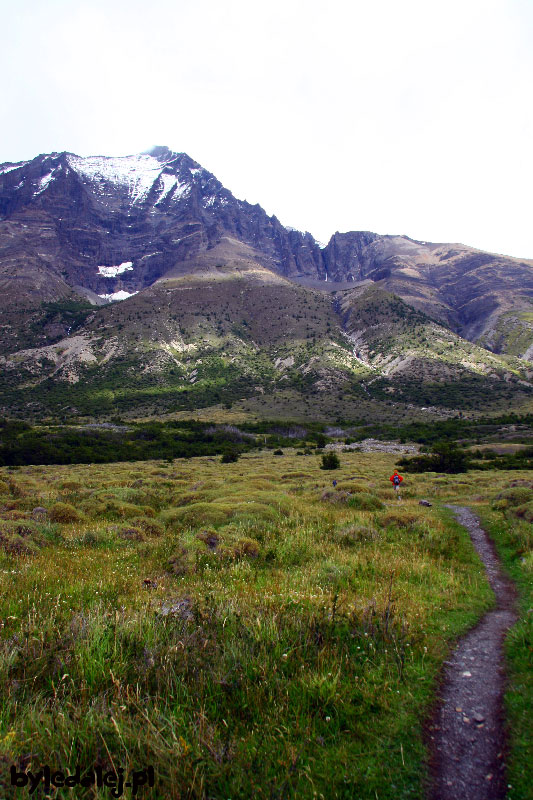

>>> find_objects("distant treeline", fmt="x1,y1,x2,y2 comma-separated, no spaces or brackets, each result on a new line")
0,419,330,466
358,412,533,445
397,440,533,473
2,413,533,468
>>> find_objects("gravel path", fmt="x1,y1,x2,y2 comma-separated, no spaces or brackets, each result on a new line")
427,505,518,800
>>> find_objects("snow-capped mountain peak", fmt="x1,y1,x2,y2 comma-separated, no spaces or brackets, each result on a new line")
0,146,330,302
65,149,205,208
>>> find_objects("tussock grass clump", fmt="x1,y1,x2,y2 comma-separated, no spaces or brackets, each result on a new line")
48,501,82,523
334,524,381,546
491,486,533,510
82,496,151,520
333,480,370,493
230,536,261,560
161,502,234,529
129,516,165,537
59,480,81,491
6,479,27,498
78,529,108,547
0,532,38,555
379,511,420,529
0,509,30,520
118,527,144,541
167,546,191,575
513,502,533,523
196,529,219,550
0,516,61,553
0,519,40,538
347,492,383,510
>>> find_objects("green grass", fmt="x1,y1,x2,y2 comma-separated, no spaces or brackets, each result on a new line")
475,505,533,800
0,453,529,798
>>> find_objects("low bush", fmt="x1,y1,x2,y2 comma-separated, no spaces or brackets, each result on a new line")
221,451,240,463
321,452,340,470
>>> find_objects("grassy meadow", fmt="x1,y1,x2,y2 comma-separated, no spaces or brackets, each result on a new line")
0,450,531,799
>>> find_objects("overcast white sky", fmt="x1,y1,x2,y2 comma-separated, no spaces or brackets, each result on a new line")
2,0,532,257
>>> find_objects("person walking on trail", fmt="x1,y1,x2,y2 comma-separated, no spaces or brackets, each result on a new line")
389,469,403,499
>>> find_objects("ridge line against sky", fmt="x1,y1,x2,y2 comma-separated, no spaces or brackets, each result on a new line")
2,0,532,260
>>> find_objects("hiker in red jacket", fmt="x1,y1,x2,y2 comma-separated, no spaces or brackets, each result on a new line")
389,470,403,496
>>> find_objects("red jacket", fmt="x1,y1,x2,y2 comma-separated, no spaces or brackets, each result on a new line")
389,472,403,484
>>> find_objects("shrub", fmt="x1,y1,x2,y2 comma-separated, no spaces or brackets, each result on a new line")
273,449,284,456
221,451,240,463
321,452,340,470
49,502,82,523
397,441,470,473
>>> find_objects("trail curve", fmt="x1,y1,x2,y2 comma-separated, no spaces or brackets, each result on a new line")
427,505,517,800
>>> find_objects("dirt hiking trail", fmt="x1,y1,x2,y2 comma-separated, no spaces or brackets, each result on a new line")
428,506,518,800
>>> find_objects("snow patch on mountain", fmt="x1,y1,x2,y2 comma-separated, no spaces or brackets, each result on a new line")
34,170,57,196
67,153,175,205
0,161,29,174
98,290,138,302
156,173,191,203
97,262,133,277
203,194,228,207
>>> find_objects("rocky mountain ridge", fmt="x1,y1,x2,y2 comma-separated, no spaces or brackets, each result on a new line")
1,146,533,420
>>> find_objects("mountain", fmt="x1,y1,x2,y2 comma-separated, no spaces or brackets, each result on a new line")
1,147,533,421
321,231,533,359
